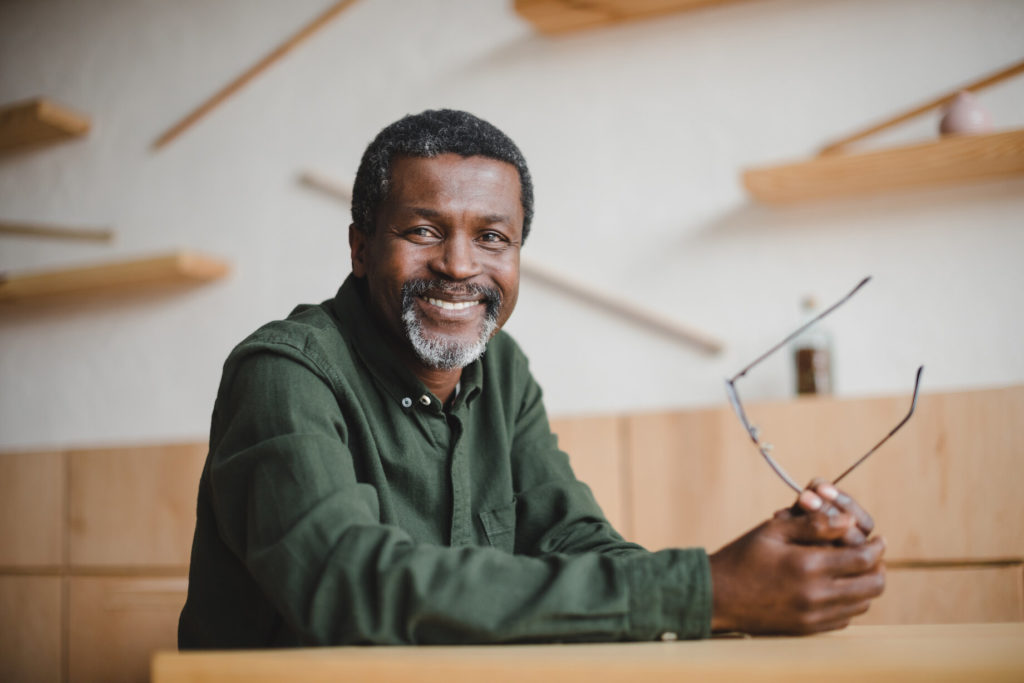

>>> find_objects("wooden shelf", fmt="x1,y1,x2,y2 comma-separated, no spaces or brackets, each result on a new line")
514,0,745,34
0,251,230,305
0,98,91,153
742,128,1024,204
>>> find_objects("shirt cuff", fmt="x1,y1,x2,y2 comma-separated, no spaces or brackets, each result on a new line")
623,547,712,640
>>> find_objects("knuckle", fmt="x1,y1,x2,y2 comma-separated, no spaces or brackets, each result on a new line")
855,545,878,571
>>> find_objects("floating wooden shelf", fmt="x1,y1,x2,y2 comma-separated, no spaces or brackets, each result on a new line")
0,251,230,305
742,128,1024,204
0,98,91,153
514,0,746,33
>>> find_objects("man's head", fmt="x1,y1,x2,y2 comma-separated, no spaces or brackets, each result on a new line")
349,111,531,374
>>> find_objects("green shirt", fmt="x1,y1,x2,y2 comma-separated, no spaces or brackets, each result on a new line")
178,275,711,648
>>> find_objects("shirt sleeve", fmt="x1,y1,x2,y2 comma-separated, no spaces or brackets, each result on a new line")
207,345,711,646
506,367,713,636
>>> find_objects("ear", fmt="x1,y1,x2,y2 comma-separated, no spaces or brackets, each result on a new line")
349,224,368,277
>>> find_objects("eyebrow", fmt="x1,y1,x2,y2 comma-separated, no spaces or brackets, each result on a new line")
406,206,513,225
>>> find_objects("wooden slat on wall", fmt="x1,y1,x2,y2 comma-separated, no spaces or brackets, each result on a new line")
68,576,188,683
626,386,1024,561
551,416,631,538
0,576,63,683
0,451,64,567
859,565,1024,626
68,443,207,567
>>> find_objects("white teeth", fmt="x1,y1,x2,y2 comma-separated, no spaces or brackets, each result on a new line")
425,297,480,311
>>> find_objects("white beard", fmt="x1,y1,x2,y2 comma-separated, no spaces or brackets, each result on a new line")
401,304,497,370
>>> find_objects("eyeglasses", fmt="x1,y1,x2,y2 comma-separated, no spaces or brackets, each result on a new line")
724,277,924,494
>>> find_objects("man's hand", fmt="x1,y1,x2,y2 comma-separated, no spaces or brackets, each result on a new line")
708,481,885,635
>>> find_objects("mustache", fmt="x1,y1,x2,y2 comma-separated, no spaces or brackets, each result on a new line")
401,279,502,318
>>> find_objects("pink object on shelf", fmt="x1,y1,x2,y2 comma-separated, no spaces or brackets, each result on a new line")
939,91,994,135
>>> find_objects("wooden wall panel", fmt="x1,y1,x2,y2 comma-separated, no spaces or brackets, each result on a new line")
627,386,1024,561
551,416,630,537
68,443,206,567
0,451,64,567
0,576,63,683
858,565,1024,625
627,404,782,552
68,576,188,683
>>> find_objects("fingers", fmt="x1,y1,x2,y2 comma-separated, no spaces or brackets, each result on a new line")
780,503,860,545
819,536,886,577
813,479,875,537
795,478,875,545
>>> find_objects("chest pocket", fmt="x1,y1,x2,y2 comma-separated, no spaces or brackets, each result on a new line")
478,500,516,554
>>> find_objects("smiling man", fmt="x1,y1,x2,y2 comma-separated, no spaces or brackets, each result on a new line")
178,110,885,649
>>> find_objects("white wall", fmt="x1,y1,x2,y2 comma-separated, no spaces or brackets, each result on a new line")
1,0,1022,450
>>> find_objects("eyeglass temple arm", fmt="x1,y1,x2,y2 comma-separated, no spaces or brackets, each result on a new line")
730,276,872,383
832,365,924,485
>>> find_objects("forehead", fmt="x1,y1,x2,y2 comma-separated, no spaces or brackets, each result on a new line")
385,154,523,222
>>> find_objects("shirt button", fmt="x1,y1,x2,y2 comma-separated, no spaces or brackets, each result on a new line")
659,632,678,642
419,395,431,406
401,397,412,408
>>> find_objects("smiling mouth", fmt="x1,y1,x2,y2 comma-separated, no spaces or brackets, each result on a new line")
424,297,482,311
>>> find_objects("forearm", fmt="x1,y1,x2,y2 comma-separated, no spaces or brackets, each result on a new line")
246,512,711,645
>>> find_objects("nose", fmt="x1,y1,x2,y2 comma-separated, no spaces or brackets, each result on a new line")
431,234,481,281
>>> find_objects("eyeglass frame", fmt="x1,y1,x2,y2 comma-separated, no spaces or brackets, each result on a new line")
724,276,924,494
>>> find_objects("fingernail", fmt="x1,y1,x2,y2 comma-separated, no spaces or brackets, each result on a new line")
818,484,838,500
835,492,852,506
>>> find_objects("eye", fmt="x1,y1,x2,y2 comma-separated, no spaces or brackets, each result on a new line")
404,226,441,243
477,231,510,249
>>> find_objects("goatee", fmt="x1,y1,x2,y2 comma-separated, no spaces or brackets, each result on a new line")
400,279,502,370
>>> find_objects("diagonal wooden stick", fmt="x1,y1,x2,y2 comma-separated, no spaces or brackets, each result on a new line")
153,0,360,150
0,221,114,243
520,260,723,354
819,57,1024,156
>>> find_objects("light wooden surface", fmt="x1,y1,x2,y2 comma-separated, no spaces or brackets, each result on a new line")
0,451,64,567
860,564,1024,625
69,576,188,683
0,97,90,153
552,415,631,537
743,128,1024,203
0,251,230,305
514,0,748,34
68,443,206,568
0,576,63,683
626,385,1024,561
152,623,1024,683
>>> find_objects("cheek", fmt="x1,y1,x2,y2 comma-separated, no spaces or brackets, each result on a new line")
497,267,520,320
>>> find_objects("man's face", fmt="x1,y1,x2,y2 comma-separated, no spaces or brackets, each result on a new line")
350,153,523,372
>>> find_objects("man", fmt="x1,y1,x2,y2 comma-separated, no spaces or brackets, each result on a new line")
179,109,884,648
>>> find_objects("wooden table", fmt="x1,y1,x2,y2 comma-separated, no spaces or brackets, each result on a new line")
153,623,1024,682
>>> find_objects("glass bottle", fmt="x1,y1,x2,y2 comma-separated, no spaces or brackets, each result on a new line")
792,296,833,395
